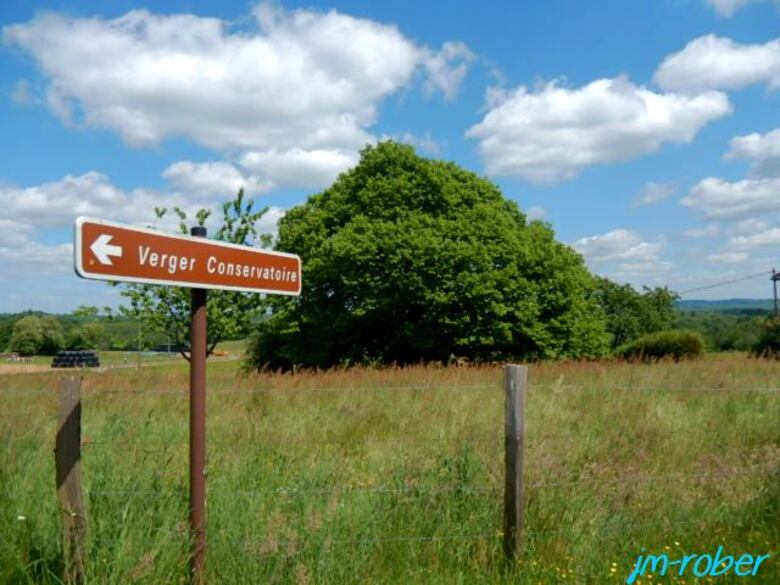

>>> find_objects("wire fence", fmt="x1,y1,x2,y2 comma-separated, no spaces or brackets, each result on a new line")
58,517,733,557
5,463,776,502
2,373,779,576
5,382,780,396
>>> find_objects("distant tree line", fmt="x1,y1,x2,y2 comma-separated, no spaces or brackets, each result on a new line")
0,306,169,356
674,310,766,351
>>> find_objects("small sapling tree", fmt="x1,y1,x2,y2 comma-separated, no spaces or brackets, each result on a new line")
116,189,273,360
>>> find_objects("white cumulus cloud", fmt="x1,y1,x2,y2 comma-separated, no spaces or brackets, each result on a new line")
0,172,166,227
572,228,671,284
0,242,73,274
731,227,780,248
238,148,357,189
573,228,664,264
162,161,271,197
654,35,780,93
3,3,472,155
726,127,780,178
682,177,780,219
466,77,730,184
0,219,34,248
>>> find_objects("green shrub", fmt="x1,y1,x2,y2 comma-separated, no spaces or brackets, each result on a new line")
615,330,705,362
66,323,103,350
750,317,780,359
8,315,64,356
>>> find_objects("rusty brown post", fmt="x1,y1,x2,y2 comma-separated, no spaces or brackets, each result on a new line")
190,226,208,584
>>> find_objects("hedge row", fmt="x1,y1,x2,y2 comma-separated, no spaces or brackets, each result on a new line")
615,330,705,362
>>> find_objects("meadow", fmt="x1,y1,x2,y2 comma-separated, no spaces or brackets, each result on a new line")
1,353,778,584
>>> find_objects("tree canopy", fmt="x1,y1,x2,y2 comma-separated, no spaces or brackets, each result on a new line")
593,278,679,349
247,142,610,369
8,315,64,356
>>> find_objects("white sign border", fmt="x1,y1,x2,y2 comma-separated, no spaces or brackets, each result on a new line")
74,216,302,296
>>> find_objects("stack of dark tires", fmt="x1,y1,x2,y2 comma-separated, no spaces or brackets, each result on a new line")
51,350,100,368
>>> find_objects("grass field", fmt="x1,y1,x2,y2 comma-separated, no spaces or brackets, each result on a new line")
1,353,778,584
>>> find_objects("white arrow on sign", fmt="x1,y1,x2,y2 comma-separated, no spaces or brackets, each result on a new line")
90,234,123,265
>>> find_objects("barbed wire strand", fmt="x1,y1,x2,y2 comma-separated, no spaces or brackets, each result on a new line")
0,383,500,396
205,517,715,554
4,465,774,500
6,382,780,397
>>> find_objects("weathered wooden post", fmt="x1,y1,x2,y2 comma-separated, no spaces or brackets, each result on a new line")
55,376,87,584
503,364,526,560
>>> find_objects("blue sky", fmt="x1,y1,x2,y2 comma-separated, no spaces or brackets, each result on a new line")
1,0,779,312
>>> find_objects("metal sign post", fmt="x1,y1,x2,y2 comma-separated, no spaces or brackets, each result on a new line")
189,226,208,582
73,217,302,584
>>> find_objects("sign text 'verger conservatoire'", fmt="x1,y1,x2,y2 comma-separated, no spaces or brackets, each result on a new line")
138,245,298,283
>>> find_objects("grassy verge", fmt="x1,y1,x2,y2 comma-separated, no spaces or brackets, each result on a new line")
1,354,778,583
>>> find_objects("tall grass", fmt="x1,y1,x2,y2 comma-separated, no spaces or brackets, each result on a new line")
1,354,778,584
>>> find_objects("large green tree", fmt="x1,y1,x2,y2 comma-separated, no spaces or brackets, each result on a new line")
247,142,609,369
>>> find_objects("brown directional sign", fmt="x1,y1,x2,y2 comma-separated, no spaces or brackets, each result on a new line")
74,217,301,295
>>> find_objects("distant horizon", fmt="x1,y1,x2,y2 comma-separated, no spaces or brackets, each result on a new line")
1,297,776,316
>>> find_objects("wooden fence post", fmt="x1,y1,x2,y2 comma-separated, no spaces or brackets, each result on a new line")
503,364,526,560
55,376,87,584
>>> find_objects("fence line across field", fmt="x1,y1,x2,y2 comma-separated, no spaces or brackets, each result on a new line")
0,382,502,396
9,464,770,501
70,516,723,557
101,468,775,497
5,382,780,396
7,367,778,583
11,512,735,543
81,384,780,395
109,516,715,548
75,425,760,449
